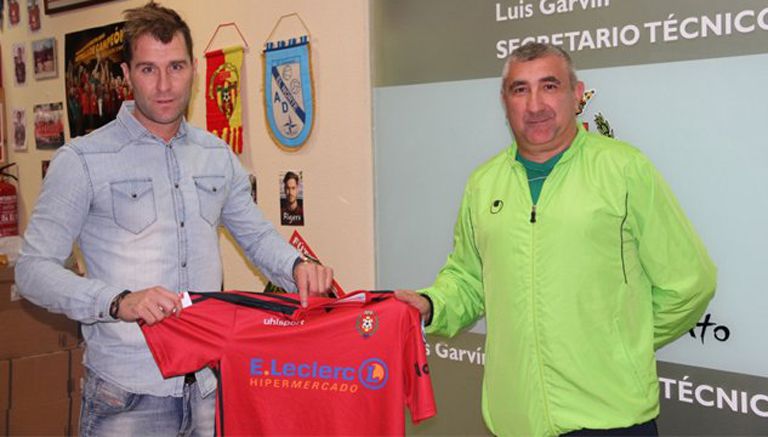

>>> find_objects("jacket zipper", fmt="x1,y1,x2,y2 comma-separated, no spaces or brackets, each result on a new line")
525,160,560,435
529,203,554,435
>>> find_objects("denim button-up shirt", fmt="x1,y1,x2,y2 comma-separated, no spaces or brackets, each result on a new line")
16,102,300,397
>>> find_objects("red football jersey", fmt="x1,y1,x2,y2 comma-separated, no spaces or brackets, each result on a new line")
140,291,436,436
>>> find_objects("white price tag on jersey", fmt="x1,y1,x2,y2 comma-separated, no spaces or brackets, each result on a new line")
180,291,193,308
337,292,367,303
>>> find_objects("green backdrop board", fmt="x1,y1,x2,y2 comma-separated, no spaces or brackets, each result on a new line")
373,1,768,434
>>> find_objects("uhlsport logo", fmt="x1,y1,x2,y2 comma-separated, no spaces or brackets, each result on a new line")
356,310,379,338
263,317,305,327
249,357,389,393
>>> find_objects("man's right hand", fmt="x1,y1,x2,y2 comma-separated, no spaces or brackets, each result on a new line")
117,287,182,325
394,290,432,323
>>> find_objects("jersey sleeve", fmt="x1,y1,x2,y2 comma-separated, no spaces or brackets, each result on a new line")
402,304,437,423
139,297,235,378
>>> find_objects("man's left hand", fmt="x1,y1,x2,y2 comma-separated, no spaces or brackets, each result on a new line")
293,260,334,307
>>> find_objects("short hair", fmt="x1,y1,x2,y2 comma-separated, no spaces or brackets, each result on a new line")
283,172,300,186
122,1,193,65
501,42,578,91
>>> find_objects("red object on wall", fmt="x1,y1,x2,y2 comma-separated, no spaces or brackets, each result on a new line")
0,163,19,237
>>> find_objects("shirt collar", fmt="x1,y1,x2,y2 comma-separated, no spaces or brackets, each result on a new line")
506,121,586,165
116,101,189,144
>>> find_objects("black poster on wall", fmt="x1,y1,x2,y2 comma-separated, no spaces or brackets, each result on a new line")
64,21,128,139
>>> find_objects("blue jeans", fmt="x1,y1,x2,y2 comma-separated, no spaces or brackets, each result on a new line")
80,369,215,437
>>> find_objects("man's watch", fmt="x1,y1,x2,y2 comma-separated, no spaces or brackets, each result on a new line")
292,254,317,271
109,290,131,319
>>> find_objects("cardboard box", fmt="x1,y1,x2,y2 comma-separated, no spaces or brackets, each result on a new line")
10,350,70,409
0,267,15,312
7,398,70,436
0,409,7,437
0,308,79,360
0,268,79,360
70,392,82,436
68,345,85,436
0,359,8,411
5,351,71,435
1,359,8,436
69,344,85,395
0,267,13,291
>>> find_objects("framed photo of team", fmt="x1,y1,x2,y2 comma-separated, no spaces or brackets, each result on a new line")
44,0,115,15
64,21,129,138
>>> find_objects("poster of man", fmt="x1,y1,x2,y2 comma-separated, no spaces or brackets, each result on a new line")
32,38,57,80
34,102,65,149
65,21,129,138
12,43,26,85
280,171,305,226
12,109,27,151
8,0,20,27
27,0,40,31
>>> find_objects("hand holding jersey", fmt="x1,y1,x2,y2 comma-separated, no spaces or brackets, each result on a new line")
114,287,183,325
117,258,334,325
293,258,334,307
114,255,332,325
394,289,431,322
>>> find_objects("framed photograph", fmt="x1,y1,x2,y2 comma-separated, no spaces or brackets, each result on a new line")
32,37,57,80
28,0,41,31
65,21,128,137
12,108,28,152
9,0,21,26
44,0,113,14
279,171,305,226
12,42,27,86
34,102,65,149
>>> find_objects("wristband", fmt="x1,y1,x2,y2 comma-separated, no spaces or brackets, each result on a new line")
109,290,131,319
420,293,435,327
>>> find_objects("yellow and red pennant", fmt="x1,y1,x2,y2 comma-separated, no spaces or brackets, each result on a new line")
206,46,244,154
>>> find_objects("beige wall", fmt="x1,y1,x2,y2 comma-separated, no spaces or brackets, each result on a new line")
1,0,374,291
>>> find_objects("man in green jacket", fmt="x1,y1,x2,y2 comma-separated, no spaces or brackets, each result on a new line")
396,42,716,436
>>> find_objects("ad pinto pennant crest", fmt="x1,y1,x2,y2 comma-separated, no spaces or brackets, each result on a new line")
206,46,244,154
263,35,314,151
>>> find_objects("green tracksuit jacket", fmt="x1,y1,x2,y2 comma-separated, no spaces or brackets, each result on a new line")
421,126,716,436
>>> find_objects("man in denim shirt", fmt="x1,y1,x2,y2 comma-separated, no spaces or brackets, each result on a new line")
15,3,334,435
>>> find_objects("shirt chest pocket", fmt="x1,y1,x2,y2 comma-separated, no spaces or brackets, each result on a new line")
110,178,157,234
193,175,226,226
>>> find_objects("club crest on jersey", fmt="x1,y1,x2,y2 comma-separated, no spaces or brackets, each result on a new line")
356,310,379,338
263,36,315,151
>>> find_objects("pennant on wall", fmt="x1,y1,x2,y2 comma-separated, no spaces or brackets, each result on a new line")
206,46,244,154
263,35,314,151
